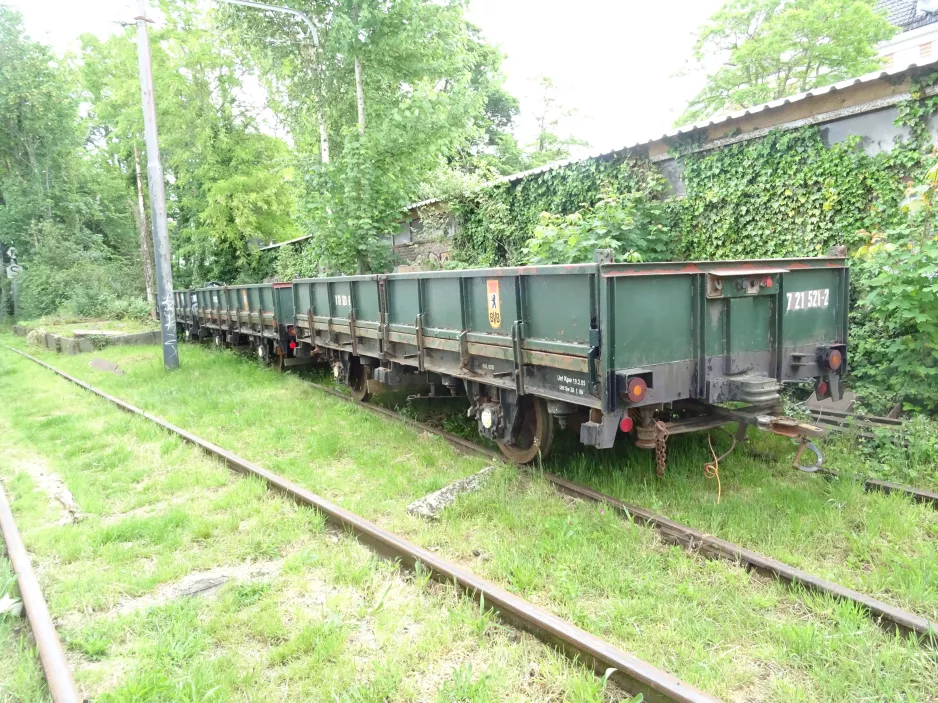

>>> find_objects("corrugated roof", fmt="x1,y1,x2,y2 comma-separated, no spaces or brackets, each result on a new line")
407,57,938,211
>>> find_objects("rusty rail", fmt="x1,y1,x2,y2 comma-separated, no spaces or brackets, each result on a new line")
0,482,81,703
305,384,938,642
3,346,717,703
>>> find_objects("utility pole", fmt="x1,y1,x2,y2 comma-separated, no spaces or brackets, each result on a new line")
134,0,178,370
132,142,157,314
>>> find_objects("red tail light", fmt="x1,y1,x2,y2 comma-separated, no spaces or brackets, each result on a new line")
817,381,828,397
289,341,297,350
626,377,647,403
619,416,634,433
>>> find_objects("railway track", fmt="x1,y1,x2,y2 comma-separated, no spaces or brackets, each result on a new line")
3,345,717,703
305,383,938,642
806,408,938,508
0,480,80,703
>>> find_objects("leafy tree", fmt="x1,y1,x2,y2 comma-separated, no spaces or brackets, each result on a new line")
220,0,512,274
678,0,897,125
0,7,141,318
79,0,301,286
523,76,589,169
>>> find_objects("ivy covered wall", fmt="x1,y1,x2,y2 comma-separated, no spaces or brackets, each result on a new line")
444,76,938,266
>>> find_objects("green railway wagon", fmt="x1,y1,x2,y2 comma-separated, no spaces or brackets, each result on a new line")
174,290,196,339
292,253,847,467
184,283,297,364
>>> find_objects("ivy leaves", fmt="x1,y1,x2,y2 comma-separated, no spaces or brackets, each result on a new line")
679,128,911,260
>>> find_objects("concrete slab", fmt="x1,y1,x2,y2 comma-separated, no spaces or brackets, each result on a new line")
77,339,94,353
72,329,124,338
12,325,28,337
58,338,78,356
89,358,125,376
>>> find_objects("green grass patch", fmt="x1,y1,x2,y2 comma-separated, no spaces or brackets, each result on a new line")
2,336,937,700
0,337,627,701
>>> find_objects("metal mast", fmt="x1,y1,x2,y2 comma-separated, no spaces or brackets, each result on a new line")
134,0,178,369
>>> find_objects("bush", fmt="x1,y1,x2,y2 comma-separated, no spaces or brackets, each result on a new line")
521,181,675,265
855,416,938,488
16,223,148,322
851,156,938,412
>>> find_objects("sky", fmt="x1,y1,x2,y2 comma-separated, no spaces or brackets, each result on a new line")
4,0,725,155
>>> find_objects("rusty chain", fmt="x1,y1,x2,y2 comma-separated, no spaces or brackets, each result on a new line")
654,420,670,477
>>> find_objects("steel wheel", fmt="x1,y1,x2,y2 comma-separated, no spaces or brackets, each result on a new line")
348,360,371,402
498,396,554,464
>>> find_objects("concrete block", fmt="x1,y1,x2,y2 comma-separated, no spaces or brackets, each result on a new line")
59,338,78,356
44,333,56,351
77,339,94,353
12,325,28,337
89,358,125,375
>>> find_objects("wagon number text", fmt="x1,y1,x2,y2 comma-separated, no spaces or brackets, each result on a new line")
334,294,351,307
786,289,829,311
557,374,586,396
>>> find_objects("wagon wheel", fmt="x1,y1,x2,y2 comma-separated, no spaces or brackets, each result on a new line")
498,396,554,465
348,360,371,402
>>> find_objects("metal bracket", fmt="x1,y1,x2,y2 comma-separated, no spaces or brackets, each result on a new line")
511,321,525,396
587,327,600,393
304,307,314,344
349,309,358,357
458,330,470,370
415,314,426,372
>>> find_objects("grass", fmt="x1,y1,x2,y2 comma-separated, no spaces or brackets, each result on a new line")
0,341,619,702
1,336,937,700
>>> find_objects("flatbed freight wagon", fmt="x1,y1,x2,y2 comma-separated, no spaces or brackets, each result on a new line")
177,251,847,468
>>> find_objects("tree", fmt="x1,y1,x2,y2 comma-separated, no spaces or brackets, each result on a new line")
220,0,512,274
0,7,143,319
677,0,898,126
79,0,302,286
523,76,589,169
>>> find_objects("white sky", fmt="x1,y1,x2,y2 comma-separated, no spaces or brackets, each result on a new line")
5,0,725,155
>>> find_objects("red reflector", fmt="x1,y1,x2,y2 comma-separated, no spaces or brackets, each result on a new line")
764,277,773,288
828,350,842,370
619,416,634,433
626,377,647,403
817,381,828,397
289,341,297,349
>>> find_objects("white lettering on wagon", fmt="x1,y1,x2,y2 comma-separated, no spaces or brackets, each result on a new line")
556,374,586,396
786,289,829,311
334,294,351,307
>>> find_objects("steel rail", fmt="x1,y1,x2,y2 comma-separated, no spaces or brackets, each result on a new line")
3,346,717,703
0,482,81,703
304,383,938,642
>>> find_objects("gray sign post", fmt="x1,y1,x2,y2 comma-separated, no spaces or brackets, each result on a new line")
134,0,179,370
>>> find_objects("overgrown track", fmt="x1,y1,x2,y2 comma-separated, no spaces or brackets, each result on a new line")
0,475,80,702
807,408,938,508
4,346,718,703
308,381,938,643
